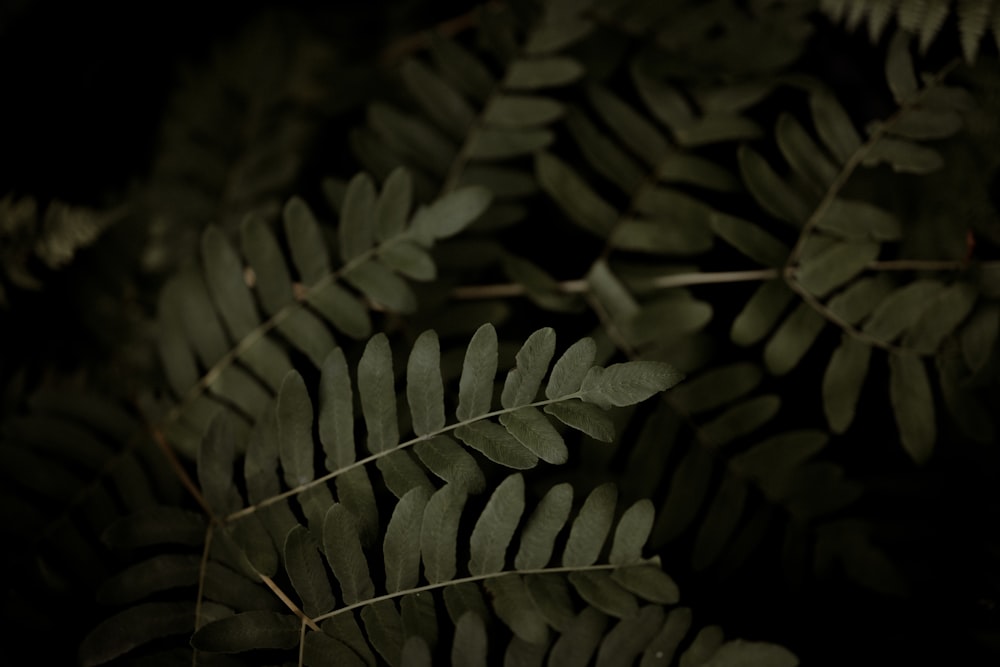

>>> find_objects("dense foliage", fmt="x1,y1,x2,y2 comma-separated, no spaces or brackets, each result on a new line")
3,1,1000,665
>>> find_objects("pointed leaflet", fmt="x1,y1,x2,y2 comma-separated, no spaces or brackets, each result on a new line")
319,348,355,469
451,613,489,667
455,421,539,469
795,240,880,298
764,303,826,376
545,401,616,442
241,214,294,316
484,575,549,644
515,482,573,569
468,473,525,575
278,371,315,488
569,571,639,619
457,323,498,421
536,151,618,238
738,146,813,226
421,484,467,584
499,407,568,464
191,611,301,652
612,566,680,604
595,605,666,667
609,500,654,565
823,335,872,434
284,525,336,616
384,487,431,593
406,330,445,436
702,640,799,667
731,280,795,346
284,196,330,284
501,327,556,408
505,57,584,89
579,361,683,409
889,353,936,464
563,483,617,567
358,334,398,453
546,337,597,399
322,504,375,605
709,213,789,267
415,435,486,494
409,186,492,246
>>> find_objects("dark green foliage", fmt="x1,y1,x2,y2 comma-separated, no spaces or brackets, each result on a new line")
3,0,1000,665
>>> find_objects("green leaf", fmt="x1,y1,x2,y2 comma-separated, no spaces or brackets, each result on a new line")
612,216,715,257
810,89,861,163
404,592,439,653
515,482,574,569
284,196,330,284
738,146,813,226
631,60,693,129
710,213,790,267
796,240,880,298
443,583,489,624
563,482,617,567
451,613,489,667
201,226,260,341
670,363,762,415
885,32,918,102
308,283,373,340
506,57,584,89
862,279,944,342
323,504,375,604
459,165,538,198
680,625,724,666
241,214,293,316
611,565,680,604
526,14,594,54
569,570,639,618
467,127,555,159
549,607,608,667
410,187,492,244
375,168,413,242
580,361,684,408
524,573,576,631
358,333,398,454
378,242,436,281
457,323,499,421
567,109,646,195
502,254,581,312
191,611,300,652
345,260,418,313
641,607,692,665
455,421,539,469
303,631,368,667
546,337,597,399
400,636,432,667
102,507,205,549
776,113,838,192
284,525,336,616
862,137,942,174
544,401,616,442
816,199,902,241
823,335,872,434
420,484,467,584
764,303,826,375
485,575,550,643
400,59,475,140
79,601,202,666
377,451,434,499
889,353,936,464
406,330,445,436
587,84,670,167
340,173,377,262
278,309,338,367
653,447,712,544
499,407,568,465
625,297,714,347
902,282,978,353
692,475,748,570
536,151,618,238
484,95,564,127
702,640,799,667
731,280,795,346
827,275,893,325
468,474,525,575
278,371,315,488
198,414,242,516
890,108,963,140
961,303,999,372
384,487,431,593
321,615,376,666
414,435,485,494
502,327,557,408
368,103,456,177
429,33,495,102
96,554,199,605
362,600,405,667
609,500,654,565
319,348,356,470
595,605,666,667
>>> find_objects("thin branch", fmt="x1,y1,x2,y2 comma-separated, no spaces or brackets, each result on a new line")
191,522,215,667
378,3,500,66
150,426,215,519
259,573,322,632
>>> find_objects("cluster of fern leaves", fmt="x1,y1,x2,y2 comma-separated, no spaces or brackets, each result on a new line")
3,1,1000,665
